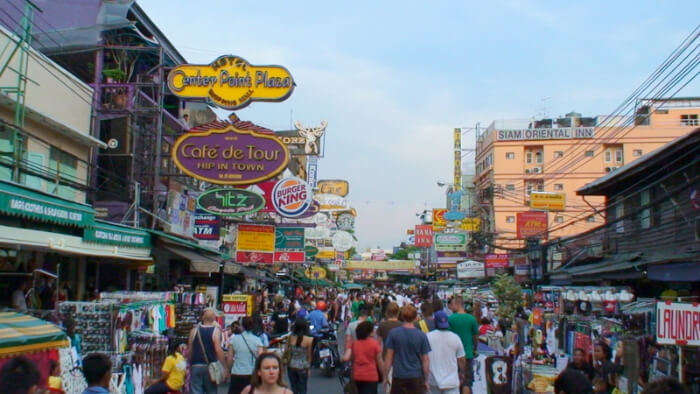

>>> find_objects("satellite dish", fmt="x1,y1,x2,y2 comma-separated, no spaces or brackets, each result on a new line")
107,139,119,149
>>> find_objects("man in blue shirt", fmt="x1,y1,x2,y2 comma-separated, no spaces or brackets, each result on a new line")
307,303,329,337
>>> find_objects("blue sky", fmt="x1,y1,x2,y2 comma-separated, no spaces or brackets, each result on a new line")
141,1,698,250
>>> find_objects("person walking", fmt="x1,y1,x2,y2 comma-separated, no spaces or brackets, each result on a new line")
415,303,435,333
377,303,402,345
228,316,264,394
346,304,371,348
384,304,431,394
188,309,228,394
241,353,292,394
342,320,384,394
285,319,313,394
426,311,466,394
447,296,478,394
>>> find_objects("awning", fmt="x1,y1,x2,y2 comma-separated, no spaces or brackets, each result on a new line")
149,229,223,256
0,180,94,227
0,224,152,261
647,262,700,282
161,245,221,274
223,262,242,275
0,312,69,356
83,220,151,248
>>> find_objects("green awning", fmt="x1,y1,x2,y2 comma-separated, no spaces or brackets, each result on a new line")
0,312,69,356
149,229,226,258
83,220,152,248
0,180,94,227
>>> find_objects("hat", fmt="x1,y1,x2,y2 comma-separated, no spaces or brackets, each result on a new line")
434,310,449,329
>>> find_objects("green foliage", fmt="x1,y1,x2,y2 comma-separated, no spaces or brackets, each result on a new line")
491,273,523,321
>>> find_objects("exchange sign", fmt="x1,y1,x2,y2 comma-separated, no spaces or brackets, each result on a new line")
197,188,265,217
167,55,295,110
172,124,289,185
517,211,548,239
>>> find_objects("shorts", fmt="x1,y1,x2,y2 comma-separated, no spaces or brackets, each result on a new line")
391,377,425,394
460,358,474,388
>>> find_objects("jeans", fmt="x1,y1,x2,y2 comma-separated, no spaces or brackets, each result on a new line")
288,368,308,394
190,365,217,394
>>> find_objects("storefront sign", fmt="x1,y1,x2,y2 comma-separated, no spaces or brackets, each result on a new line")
167,55,294,110
236,224,275,252
432,209,447,230
414,225,434,247
318,179,350,197
517,211,548,239
530,192,566,211
193,210,220,240
272,177,312,218
83,223,151,247
273,251,305,263
275,227,305,250
332,231,354,252
197,188,265,216
460,217,481,232
222,294,253,325
236,251,273,264
434,233,467,252
656,302,700,346
497,127,595,141
304,245,319,259
0,195,92,227
485,254,510,269
172,124,290,185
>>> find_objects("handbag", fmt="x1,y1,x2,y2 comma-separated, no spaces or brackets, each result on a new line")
196,325,226,384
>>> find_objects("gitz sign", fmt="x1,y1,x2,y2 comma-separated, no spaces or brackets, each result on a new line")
172,124,289,185
656,302,700,346
167,55,295,110
197,188,265,217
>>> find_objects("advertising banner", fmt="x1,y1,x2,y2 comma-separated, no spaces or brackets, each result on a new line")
432,209,447,230
222,294,253,326
236,251,273,264
414,225,434,247
343,260,418,272
530,192,566,211
197,188,265,217
656,302,700,346
457,260,485,278
317,179,350,197
434,233,467,252
485,254,510,269
273,251,305,263
275,227,305,250
460,217,481,232
165,190,195,237
236,224,275,252
193,210,220,240
517,211,548,239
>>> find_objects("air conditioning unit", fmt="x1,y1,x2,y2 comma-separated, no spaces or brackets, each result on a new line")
533,167,542,173
525,169,531,174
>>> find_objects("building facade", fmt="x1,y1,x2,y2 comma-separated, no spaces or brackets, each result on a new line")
474,99,700,252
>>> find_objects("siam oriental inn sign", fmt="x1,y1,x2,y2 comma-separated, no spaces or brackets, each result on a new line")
167,55,295,110
497,127,595,141
172,123,290,185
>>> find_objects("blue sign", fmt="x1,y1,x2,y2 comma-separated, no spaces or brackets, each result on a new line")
447,191,462,211
445,211,466,221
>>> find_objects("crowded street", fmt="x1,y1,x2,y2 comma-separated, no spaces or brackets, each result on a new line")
0,1,698,394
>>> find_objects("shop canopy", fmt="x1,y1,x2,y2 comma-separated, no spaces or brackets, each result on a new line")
0,180,94,227
0,312,69,357
83,220,151,248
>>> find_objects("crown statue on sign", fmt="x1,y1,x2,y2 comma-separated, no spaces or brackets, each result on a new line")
294,121,327,155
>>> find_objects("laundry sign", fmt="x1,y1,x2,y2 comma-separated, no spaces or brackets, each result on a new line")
656,301,700,346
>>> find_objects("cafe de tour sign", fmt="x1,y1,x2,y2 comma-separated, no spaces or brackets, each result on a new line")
167,55,295,110
172,123,290,185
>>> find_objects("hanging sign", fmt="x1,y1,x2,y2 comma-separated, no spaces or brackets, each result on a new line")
434,233,467,252
172,124,289,185
485,254,510,269
317,180,350,197
460,217,481,232
336,213,355,231
306,157,319,188
275,227,305,250
236,251,273,264
517,211,548,239
432,209,447,230
304,245,319,259
332,231,354,252
222,294,254,325
197,188,265,216
167,55,294,110
236,224,275,252
530,192,566,211
454,128,462,189
193,210,220,240
457,260,485,279
273,251,305,263
656,302,700,346
272,177,313,218
414,225,434,247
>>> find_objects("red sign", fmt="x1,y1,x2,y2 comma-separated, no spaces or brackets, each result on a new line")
517,211,548,239
273,251,305,263
485,254,509,269
236,251,273,264
414,225,434,247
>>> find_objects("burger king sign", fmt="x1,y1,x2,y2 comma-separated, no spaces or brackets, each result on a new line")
272,177,313,218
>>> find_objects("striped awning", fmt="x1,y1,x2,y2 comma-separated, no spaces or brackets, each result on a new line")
0,312,69,356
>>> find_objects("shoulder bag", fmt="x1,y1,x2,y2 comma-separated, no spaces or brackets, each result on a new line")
196,325,226,384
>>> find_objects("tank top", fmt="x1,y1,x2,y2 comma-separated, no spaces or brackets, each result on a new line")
289,340,310,370
191,325,217,364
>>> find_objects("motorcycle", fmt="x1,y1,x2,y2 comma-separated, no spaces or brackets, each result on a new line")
311,323,340,377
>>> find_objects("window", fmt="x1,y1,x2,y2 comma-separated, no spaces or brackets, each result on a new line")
639,189,651,229
605,150,612,162
615,203,625,233
585,150,594,157
506,216,515,223
554,184,563,191
526,183,533,195
555,215,564,223
633,149,642,157
615,148,623,163
526,152,532,164
506,184,515,191
535,151,543,164
681,114,698,126
506,152,515,160
537,182,544,192
554,151,564,158
587,215,596,223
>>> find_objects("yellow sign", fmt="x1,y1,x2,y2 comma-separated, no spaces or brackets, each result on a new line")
433,209,447,230
343,260,418,271
222,294,254,318
167,55,295,110
317,180,350,197
530,192,566,211
236,224,275,252
454,128,461,189
315,248,336,260
305,266,327,279
460,217,481,232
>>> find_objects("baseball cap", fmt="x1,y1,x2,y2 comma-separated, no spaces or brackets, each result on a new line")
434,310,449,329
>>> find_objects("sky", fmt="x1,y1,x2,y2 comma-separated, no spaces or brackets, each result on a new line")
140,1,698,250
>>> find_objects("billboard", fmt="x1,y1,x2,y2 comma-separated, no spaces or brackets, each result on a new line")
236,224,275,252
517,211,548,239
529,192,566,211
414,225,434,247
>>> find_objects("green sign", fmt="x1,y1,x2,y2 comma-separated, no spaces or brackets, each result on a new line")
304,245,319,259
197,188,265,217
0,181,94,227
434,233,467,252
83,222,151,248
275,227,305,250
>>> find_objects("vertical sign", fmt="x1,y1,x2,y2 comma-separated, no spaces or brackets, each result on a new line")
454,128,461,190
307,156,318,188
414,225,434,247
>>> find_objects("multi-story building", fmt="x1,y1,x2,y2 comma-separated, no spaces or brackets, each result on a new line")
474,98,700,252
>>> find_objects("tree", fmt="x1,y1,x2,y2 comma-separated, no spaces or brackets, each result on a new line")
490,274,523,321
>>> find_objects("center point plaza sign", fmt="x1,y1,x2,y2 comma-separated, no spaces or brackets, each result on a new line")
167,55,295,110
172,123,290,185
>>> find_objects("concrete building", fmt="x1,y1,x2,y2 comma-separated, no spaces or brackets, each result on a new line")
474,98,700,252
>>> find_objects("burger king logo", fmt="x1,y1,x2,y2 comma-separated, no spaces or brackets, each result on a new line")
272,177,312,217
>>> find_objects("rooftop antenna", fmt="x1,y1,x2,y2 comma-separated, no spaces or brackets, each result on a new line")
539,97,551,119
